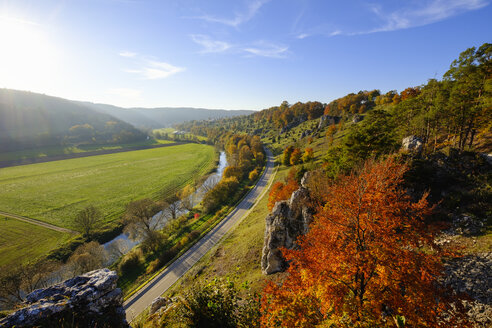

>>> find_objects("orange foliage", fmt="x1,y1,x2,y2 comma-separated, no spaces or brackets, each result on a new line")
267,169,299,211
289,148,302,165
261,158,466,327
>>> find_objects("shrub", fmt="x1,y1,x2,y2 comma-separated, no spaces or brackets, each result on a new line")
118,249,143,275
248,169,259,181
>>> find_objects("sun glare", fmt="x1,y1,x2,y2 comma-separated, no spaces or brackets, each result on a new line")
0,15,59,91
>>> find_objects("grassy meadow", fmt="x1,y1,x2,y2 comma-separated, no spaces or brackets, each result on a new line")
0,143,216,229
0,216,71,268
0,138,175,163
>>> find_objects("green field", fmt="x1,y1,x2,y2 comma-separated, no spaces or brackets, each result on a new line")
0,139,175,163
0,217,70,268
0,143,216,229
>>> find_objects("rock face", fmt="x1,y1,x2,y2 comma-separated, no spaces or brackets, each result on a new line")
150,296,171,315
402,135,423,153
261,186,314,275
352,114,363,123
318,115,340,129
280,115,307,134
0,268,129,328
443,253,492,327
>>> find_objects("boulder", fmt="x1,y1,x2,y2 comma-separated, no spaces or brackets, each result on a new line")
261,186,313,275
318,115,340,129
402,135,423,153
300,130,312,139
0,268,129,328
149,296,171,315
352,114,363,123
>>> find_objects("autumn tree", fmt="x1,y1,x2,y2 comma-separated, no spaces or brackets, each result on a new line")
282,146,294,166
161,192,181,221
0,260,59,308
123,198,165,251
261,158,464,327
249,168,259,181
289,148,302,165
179,184,196,211
267,168,299,210
301,147,314,163
73,205,102,238
68,241,106,275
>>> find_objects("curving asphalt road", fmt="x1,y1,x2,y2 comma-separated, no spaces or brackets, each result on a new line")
124,149,275,322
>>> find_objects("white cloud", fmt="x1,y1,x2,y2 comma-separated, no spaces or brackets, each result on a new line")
243,42,289,58
190,34,232,53
119,51,137,57
364,0,489,34
126,60,185,80
294,0,488,38
329,30,342,36
192,0,270,27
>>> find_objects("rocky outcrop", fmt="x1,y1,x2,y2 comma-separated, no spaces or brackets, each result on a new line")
318,115,340,129
261,186,314,275
300,129,312,139
280,115,307,134
352,114,363,123
402,135,423,153
443,253,492,327
0,268,129,328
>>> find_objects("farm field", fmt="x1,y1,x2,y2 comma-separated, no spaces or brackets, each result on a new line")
0,143,216,229
0,139,175,163
0,216,71,268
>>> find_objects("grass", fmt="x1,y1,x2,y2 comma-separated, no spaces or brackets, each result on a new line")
0,143,216,229
0,216,71,268
0,139,175,163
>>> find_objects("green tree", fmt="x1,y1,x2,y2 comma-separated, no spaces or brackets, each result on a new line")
444,43,492,150
343,109,399,163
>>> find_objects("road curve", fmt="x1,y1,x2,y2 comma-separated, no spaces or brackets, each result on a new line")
124,149,275,322
0,210,77,234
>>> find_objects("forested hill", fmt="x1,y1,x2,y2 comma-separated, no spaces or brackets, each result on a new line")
0,89,145,151
80,102,254,129
177,43,491,156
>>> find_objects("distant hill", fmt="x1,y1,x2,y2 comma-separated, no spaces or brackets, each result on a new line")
0,89,145,151
79,102,255,129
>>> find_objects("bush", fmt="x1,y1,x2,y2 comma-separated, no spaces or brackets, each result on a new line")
146,259,161,274
118,249,144,275
158,246,179,265
248,169,259,181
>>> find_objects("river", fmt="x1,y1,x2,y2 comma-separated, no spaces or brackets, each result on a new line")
102,151,227,264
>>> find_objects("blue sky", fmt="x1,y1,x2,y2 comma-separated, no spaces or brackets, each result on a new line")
0,0,490,110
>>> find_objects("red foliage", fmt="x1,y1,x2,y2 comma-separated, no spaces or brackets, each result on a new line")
267,169,299,211
261,157,467,327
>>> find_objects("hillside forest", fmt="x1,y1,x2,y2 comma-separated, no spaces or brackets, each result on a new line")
156,43,492,327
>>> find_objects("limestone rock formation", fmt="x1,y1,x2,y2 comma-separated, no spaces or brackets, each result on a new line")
442,252,492,327
261,186,313,275
402,135,423,153
318,115,340,129
352,114,363,123
0,268,129,328
149,296,171,315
